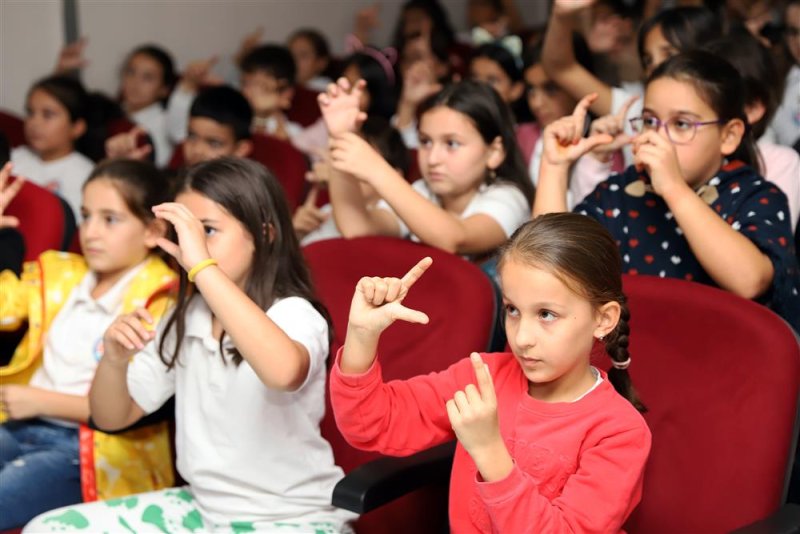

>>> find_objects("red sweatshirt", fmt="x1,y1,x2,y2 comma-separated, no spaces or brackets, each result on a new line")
330,351,651,533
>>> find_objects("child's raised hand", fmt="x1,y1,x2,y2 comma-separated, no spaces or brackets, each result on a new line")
553,0,596,16
54,37,88,74
318,78,368,137
105,126,153,161
329,132,387,182
632,130,687,199
235,27,264,66
542,94,614,167
401,60,443,107
588,95,638,163
0,162,24,228
152,202,213,273
348,257,433,335
102,308,156,365
180,56,223,93
446,353,502,458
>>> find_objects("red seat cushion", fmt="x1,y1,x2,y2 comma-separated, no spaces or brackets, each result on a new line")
0,110,26,148
6,179,72,261
287,86,322,127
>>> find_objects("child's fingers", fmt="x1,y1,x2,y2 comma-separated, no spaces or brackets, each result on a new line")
571,93,597,125
384,278,404,302
358,277,376,302
445,398,460,425
120,315,155,344
391,303,429,325
580,133,615,153
0,162,12,185
132,307,154,325
453,390,470,414
336,77,351,92
470,352,496,401
304,184,320,207
371,277,389,304
464,383,481,405
155,237,181,259
113,321,146,350
400,257,433,290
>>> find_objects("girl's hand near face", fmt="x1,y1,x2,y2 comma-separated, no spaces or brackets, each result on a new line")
102,308,156,366
152,202,213,272
0,162,24,228
588,95,638,163
329,132,390,182
319,78,368,137
542,94,613,167
632,130,689,200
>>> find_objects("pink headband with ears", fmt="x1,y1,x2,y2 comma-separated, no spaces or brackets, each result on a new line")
344,34,397,87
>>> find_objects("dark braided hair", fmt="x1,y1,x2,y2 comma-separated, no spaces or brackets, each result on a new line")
498,213,646,412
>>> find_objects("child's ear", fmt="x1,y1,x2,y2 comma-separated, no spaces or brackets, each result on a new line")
509,80,524,103
594,301,621,339
70,119,87,141
720,118,747,157
262,222,275,243
744,100,766,126
144,218,168,248
279,86,295,110
234,139,253,158
486,136,506,171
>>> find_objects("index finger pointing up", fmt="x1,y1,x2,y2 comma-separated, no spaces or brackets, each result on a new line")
400,256,433,290
572,93,598,125
470,352,495,401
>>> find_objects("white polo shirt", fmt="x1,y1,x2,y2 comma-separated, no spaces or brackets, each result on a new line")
127,295,353,526
30,262,147,427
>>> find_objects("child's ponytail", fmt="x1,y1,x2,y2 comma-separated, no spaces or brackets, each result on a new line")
603,298,646,412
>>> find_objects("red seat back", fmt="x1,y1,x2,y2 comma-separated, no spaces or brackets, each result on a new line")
304,237,496,533
614,275,800,533
0,110,26,148
6,179,74,261
287,86,322,127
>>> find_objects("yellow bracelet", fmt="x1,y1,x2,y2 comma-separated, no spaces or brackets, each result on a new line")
187,258,218,282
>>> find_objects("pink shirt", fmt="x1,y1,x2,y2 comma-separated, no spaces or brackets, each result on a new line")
330,351,652,533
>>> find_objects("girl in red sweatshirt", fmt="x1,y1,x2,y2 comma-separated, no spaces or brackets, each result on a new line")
330,212,652,533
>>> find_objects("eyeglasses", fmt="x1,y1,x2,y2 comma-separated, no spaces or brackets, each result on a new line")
629,115,723,145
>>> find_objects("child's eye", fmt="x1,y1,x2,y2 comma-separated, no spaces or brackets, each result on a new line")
539,310,557,322
642,116,660,129
104,215,119,224
504,304,519,318
204,226,217,236
208,140,223,149
419,138,432,148
671,118,693,131
446,139,461,149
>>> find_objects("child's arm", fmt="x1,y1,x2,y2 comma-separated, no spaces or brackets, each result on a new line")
330,133,514,254
292,185,328,239
542,0,614,117
90,308,154,430
152,203,314,391
327,162,402,238
0,385,89,422
633,131,775,299
533,96,613,217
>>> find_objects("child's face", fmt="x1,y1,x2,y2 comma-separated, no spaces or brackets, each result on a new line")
641,24,679,76
343,64,371,112
289,36,326,86
418,106,504,205
80,178,160,284
524,64,577,128
183,117,249,167
470,58,522,103
240,71,293,116
121,53,168,112
175,189,255,289
500,258,600,400
786,4,800,64
641,77,739,188
24,89,84,161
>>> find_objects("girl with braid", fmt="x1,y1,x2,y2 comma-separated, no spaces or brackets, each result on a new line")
330,212,651,533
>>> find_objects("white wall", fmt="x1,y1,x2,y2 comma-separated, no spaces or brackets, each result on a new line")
1,0,64,114
1,0,549,116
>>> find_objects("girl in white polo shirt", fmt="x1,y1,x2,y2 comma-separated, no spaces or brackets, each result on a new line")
26,157,355,533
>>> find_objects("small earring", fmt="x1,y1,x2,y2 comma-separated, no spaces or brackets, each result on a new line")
598,335,605,341
488,168,497,182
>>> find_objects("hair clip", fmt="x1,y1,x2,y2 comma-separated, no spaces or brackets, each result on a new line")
345,34,397,86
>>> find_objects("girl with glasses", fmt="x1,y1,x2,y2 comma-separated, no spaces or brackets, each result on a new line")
533,51,800,332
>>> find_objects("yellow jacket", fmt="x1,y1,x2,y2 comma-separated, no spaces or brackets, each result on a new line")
0,251,177,501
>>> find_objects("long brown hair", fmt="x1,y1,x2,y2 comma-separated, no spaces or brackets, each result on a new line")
498,213,646,412
158,157,331,368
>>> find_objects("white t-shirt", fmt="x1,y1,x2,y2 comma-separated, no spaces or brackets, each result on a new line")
127,295,354,527
610,83,645,167
10,146,93,218
528,137,579,209
30,262,147,427
130,102,173,168
376,178,529,243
